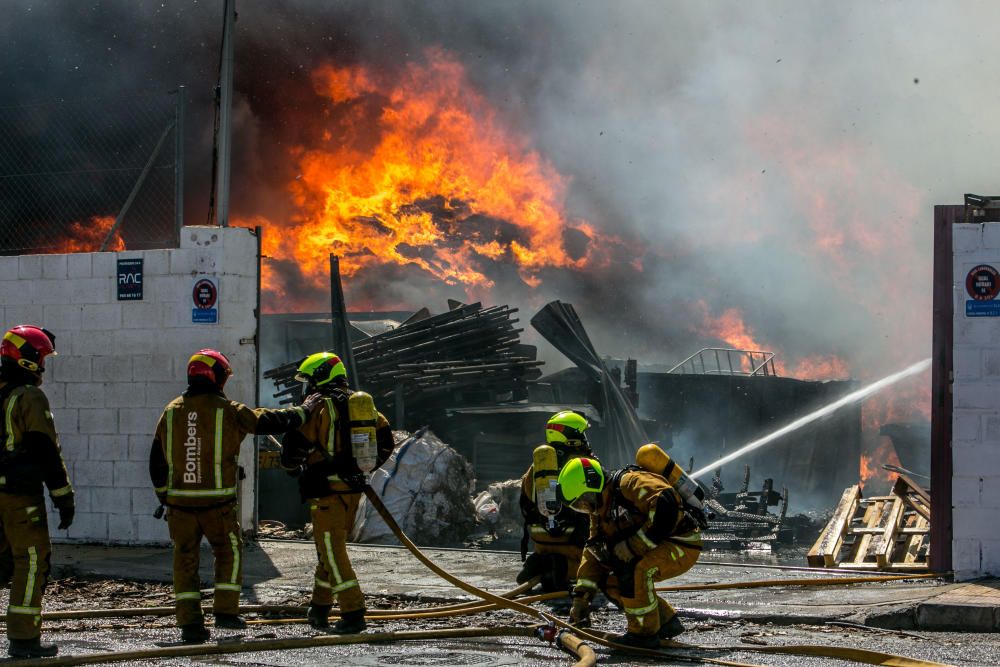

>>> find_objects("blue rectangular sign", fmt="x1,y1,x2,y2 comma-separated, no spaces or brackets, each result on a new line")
966,300,1000,317
192,308,219,324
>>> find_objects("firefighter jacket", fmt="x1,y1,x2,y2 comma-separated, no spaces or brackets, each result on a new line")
519,445,591,555
576,467,701,588
0,380,73,501
149,388,307,508
280,387,393,500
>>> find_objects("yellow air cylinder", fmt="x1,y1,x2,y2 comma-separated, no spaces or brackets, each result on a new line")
532,444,561,519
348,391,379,473
636,443,705,509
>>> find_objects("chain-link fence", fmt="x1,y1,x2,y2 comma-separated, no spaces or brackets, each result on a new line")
0,90,183,255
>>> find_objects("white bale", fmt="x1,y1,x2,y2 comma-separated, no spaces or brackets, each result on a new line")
352,430,476,545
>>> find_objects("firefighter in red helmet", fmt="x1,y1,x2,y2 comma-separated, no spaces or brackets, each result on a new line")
0,325,73,658
149,349,321,643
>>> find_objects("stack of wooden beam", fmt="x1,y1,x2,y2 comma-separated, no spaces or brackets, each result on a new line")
265,302,544,418
807,473,930,570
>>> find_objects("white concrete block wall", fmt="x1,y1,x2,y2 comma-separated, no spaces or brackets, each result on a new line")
0,226,259,545
952,221,1000,579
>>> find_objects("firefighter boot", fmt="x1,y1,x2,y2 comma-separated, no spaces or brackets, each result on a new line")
214,613,247,630
328,609,366,634
614,632,660,649
180,622,211,644
658,615,685,640
307,604,331,629
7,638,58,658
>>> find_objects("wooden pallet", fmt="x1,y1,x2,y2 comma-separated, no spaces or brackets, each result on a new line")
807,475,930,571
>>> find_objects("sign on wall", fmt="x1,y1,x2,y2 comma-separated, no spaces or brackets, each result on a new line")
192,276,219,324
965,264,1000,317
116,258,143,301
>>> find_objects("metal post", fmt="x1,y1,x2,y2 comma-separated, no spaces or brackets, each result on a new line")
173,85,185,247
329,255,359,389
252,225,263,533
216,0,236,227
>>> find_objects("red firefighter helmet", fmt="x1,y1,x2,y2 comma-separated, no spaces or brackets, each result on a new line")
187,349,233,388
1,325,57,373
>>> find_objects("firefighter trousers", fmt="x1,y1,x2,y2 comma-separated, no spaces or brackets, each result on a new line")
0,493,51,640
167,503,243,627
526,539,583,590
309,493,364,613
603,537,701,635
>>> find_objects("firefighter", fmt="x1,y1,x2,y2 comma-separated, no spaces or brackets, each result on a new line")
149,349,320,644
0,325,73,658
280,352,394,634
558,456,703,648
517,410,593,592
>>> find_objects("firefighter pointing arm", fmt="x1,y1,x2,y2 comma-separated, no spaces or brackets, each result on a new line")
148,349,319,644
0,326,72,658
559,454,704,649
279,352,394,634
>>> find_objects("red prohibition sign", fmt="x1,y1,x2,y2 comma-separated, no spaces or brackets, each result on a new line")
193,279,218,309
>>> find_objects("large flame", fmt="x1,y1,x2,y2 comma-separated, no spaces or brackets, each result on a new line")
43,216,124,254
257,49,619,306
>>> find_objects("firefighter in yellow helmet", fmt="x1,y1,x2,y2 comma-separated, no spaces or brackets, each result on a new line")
0,325,73,658
559,456,704,648
149,349,320,644
280,352,395,634
517,410,593,592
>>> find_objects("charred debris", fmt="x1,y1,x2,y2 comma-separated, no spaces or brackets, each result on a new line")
263,297,865,551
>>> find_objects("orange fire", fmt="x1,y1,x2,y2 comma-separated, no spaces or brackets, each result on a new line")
694,300,849,380
43,216,124,254
859,434,903,489
256,49,620,306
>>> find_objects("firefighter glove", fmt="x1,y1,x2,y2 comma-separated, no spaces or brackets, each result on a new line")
569,595,591,627
53,495,75,530
300,392,324,414
612,539,636,563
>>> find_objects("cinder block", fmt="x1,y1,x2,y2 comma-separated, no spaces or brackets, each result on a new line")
143,250,170,275
181,226,223,250
92,356,133,382
119,407,159,435
107,514,137,544
953,506,1000,538
66,512,109,542
114,329,157,355
955,414,982,441
3,304,43,325
147,382,180,408
41,304,83,332
81,304,123,331
66,383,104,409
51,407,77,434
954,345,981,379
951,538,983,579
58,433,88,461
954,224,984,253
45,383,67,410
0,256,18,280
89,435,130,462
91,487,133,515
91,252,116,278
67,253,93,279
951,474,984,508
136,514,169,544
41,254,68,280
70,330,110,357
122,303,164,329
981,416,1000,442
132,488,160,513
74,461,115,487
980,540,1000,576
71,487,93,513
29,279,74,305
954,384,1000,410
50,355,91,383
129,435,153,461
18,255,43,280
0,281,29,308
72,278,112,304
103,382,147,409
113,460,150,487
133,354,175,381
78,408,117,435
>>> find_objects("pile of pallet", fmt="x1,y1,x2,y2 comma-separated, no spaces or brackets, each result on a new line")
807,474,930,571
702,465,789,550
265,302,544,420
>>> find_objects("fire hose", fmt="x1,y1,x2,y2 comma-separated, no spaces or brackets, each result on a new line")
2,485,956,667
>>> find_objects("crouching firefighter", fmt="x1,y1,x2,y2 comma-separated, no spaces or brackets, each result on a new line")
149,349,320,644
0,326,73,658
517,410,593,592
558,453,708,649
280,352,395,634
